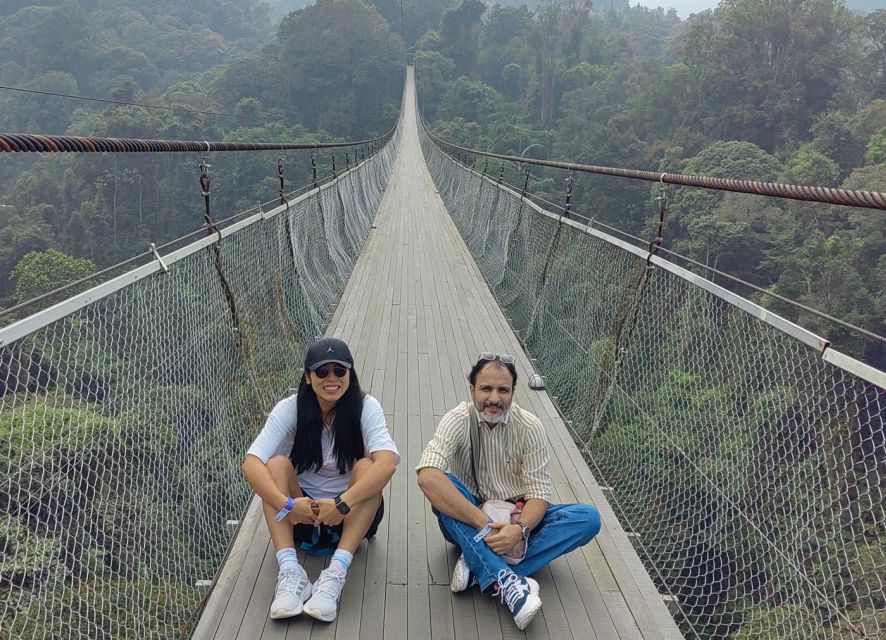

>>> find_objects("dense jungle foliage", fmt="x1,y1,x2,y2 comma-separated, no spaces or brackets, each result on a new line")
0,0,403,312
416,0,886,369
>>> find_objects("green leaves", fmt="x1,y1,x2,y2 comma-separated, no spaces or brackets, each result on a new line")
11,249,96,305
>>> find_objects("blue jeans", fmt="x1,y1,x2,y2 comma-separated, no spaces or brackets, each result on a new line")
435,473,602,592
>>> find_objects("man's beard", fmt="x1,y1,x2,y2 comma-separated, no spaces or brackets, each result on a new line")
475,400,510,424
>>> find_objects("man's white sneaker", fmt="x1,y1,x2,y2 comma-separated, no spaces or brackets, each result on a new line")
270,566,312,619
494,569,541,631
450,554,478,592
303,567,348,622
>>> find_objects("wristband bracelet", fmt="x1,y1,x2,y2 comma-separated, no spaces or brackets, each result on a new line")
274,496,294,522
473,519,494,542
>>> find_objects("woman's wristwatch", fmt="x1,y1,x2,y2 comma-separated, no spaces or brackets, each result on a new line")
334,495,351,514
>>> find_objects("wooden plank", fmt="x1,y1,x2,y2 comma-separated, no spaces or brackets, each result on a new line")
333,540,367,640
193,497,265,640
429,585,457,640
383,584,408,638
236,541,278,639
212,522,272,640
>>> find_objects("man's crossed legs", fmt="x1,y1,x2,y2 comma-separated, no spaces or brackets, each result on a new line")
434,473,601,629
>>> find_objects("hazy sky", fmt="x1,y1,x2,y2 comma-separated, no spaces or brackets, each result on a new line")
634,0,720,18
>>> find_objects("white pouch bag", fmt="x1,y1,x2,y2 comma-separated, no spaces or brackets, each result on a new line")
480,499,527,565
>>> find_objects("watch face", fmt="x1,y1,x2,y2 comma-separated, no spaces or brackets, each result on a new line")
335,497,350,514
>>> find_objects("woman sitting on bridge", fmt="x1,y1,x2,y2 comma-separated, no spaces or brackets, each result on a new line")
242,337,399,622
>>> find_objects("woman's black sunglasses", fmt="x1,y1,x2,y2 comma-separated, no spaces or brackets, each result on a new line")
313,364,349,379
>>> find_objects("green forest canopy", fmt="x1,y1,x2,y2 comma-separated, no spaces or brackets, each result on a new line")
0,0,883,367
415,0,885,367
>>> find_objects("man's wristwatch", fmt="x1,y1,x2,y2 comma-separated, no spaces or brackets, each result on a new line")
334,495,351,515
516,521,530,541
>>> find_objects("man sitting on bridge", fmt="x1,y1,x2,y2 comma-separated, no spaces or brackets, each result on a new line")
416,353,601,630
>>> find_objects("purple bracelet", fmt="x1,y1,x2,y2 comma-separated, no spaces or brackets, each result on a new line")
274,496,294,522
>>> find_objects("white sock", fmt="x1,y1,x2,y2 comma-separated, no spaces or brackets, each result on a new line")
329,549,353,573
276,548,300,574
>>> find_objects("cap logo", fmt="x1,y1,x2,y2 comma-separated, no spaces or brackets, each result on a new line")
326,346,335,353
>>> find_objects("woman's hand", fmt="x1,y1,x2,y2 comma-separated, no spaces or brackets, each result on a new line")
287,497,320,525
485,522,523,555
315,498,345,527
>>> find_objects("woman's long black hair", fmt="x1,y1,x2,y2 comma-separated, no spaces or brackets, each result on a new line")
290,368,366,475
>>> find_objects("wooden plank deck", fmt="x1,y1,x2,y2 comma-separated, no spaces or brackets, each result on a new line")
192,69,683,640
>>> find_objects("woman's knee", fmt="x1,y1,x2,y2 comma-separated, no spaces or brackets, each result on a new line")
267,455,294,482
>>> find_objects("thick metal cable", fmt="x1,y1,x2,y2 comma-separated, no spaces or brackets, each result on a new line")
0,128,394,153
430,132,886,211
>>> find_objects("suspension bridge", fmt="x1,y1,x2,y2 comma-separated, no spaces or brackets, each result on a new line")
1,68,883,639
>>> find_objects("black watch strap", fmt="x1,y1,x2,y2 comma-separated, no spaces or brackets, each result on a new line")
334,494,351,514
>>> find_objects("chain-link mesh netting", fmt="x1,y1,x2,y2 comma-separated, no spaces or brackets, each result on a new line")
0,126,400,639
420,128,885,639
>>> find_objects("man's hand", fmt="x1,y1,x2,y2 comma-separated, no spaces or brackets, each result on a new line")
287,497,319,526
315,498,345,527
484,522,523,555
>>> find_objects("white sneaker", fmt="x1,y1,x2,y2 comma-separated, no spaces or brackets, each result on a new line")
450,554,478,592
270,566,312,619
303,567,348,622
494,569,541,631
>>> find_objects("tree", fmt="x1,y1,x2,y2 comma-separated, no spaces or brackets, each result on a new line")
780,146,840,187
438,0,486,78
275,0,402,135
862,9,886,98
11,249,97,305
680,0,856,152
866,129,886,165
415,51,456,120
667,140,783,266
438,76,501,123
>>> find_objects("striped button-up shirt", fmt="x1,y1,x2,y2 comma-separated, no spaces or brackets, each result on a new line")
416,401,552,502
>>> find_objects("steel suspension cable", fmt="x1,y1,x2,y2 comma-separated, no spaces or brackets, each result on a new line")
0,127,395,153
426,130,886,211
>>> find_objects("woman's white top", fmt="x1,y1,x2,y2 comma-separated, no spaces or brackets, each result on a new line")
247,393,399,498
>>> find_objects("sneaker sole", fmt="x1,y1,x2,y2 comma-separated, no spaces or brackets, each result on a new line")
269,583,313,619
303,604,337,623
514,595,542,631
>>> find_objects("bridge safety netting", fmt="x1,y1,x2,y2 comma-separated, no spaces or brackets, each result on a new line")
420,123,885,639
0,125,400,639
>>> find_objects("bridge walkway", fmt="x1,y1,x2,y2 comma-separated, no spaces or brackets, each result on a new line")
192,70,683,640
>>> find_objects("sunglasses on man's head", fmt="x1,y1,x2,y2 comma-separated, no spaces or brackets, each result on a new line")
313,364,349,379
479,352,514,364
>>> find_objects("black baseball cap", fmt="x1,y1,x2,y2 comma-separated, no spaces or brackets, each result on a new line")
304,337,354,371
